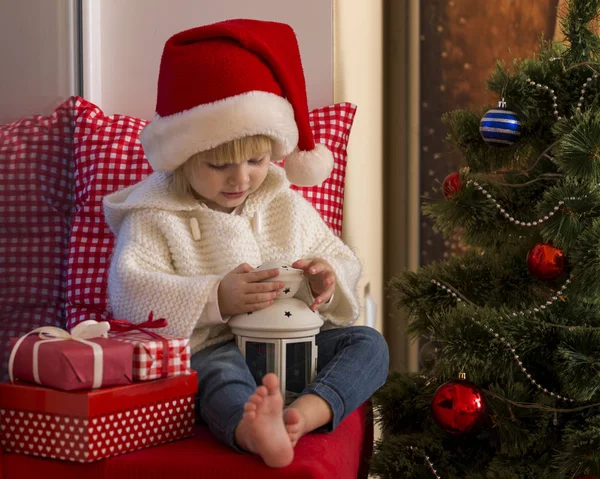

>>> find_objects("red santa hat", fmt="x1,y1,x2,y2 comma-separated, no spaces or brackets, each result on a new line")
140,19,334,187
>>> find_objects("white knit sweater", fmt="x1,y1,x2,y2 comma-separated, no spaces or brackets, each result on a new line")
103,164,361,355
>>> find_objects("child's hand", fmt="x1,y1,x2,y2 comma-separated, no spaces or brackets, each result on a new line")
292,258,335,311
218,263,284,315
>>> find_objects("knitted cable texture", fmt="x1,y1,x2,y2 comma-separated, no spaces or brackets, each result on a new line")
104,165,361,354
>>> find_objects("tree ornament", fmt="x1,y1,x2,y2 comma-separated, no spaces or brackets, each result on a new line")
526,243,566,281
418,339,440,369
431,372,488,435
479,98,522,147
442,172,462,199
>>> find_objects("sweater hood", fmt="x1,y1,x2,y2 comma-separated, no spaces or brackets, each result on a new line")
103,163,290,235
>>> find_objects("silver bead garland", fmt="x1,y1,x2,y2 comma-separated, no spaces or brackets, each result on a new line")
526,74,598,120
467,180,562,226
508,275,571,315
431,278,575,402
466,180,600,227
406,446,441,479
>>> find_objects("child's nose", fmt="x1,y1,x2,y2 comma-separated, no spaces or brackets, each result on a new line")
228,164,249,185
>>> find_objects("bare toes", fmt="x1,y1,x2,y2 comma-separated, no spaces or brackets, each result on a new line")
283,408,302,426
262,373,280,394
243,410,256,420
255,385,268,398
248,393,264,406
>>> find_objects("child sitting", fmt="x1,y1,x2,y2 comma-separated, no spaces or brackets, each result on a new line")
103,19,389,468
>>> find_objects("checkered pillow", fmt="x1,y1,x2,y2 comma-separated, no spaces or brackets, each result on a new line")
67,98,151,328
278,103,356,236
66,98,355,329
0,98,76,381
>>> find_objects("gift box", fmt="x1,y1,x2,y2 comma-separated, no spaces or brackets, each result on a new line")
0,371,198,463
107,316,191,381
9,323,134,391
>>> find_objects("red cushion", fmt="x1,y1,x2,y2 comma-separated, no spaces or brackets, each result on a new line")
1,403,372,479
66,98,151,327
278,102,356,237
65,98,356,329
0,98,76,382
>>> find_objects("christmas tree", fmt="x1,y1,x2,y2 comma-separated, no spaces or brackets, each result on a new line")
372,1,600,477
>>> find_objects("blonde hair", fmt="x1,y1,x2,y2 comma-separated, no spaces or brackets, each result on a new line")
170,135,274,198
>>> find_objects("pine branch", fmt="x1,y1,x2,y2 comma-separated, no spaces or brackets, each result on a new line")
537,178,600,250
552,416,600,476
570,218,600,297
552,109,600,183
561,0,600,63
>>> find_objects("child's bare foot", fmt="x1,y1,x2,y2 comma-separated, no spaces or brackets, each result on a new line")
283,408,307,447
235,374,293,468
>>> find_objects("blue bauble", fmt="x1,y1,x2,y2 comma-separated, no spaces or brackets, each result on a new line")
479,100,521,147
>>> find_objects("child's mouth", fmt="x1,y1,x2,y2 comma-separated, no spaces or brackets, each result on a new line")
222,191,247,199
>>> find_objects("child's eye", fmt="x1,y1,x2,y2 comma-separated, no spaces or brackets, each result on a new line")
208,164,228,170
249,157,265,165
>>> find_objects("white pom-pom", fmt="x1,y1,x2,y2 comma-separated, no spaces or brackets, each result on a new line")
283,143,334,186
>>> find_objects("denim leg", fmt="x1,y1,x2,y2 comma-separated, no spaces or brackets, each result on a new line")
190,340,257,451
299,326,389,431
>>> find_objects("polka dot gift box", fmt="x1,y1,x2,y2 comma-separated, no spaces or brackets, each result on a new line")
0,372,197,463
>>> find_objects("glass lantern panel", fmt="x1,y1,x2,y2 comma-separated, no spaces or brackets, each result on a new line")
246,341,276,386
285,341,312,397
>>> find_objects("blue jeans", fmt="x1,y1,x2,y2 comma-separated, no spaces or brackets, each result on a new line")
190,326,389,450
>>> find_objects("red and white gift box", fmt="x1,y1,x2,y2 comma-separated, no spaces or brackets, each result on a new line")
107,315,191,381
8,321,133,391
0,371,198,463
109,331,191,381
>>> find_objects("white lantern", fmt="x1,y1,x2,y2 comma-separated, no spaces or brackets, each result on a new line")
228,263,323,404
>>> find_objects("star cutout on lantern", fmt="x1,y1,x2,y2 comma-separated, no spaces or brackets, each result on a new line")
284,287,291,294
284,311,292,317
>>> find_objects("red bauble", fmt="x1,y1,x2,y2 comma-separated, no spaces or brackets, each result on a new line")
442,172,462,199
526,243,566,280
431,379,488,434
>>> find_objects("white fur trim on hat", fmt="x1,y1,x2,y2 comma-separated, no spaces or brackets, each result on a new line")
284,143,334,186
140,91,299,172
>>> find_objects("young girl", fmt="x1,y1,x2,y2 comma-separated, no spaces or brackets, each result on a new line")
103,19,389,468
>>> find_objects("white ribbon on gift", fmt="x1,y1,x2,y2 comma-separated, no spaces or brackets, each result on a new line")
8,320,111,389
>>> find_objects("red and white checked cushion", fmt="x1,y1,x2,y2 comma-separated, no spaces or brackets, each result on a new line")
67,98,151,328
278,102,356,236
66,98,355,329
0,98,76,382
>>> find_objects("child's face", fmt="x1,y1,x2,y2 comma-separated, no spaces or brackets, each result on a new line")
188,153,271,212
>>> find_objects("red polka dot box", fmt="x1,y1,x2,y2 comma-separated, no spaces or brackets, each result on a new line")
0,372,197,463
